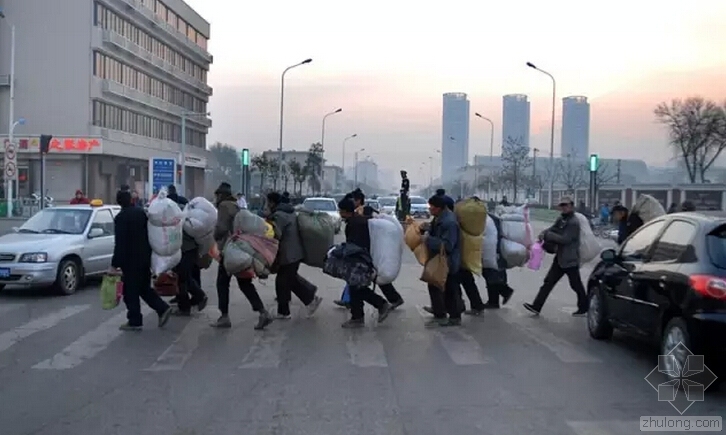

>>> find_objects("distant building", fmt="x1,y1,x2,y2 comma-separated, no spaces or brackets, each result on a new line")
322,165,344,192
502,94,530,149
561,96,590,158
355,159,378,187
441,93,470,182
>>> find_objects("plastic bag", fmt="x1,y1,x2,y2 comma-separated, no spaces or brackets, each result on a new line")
461,232,482,275
297,210,335,268
497,204,533,248
454,198,488,235
222,240,253,275
632,194,666,224
501,239,528,268
528,241,544,271
404,221,422,250
369,218,403,285
148,222,183,256
151,250,182,276
101,275,123,310
183,197,218,239
481,215,499,270
147,189,184,227
233,209,268,235
575,212,602,264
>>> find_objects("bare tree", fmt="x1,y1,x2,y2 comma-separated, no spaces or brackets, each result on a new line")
595,161,618,185
557,154,586,191
654,97,726,183
500,136,532,202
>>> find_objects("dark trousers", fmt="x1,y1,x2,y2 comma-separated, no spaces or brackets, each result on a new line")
427,273,463,320
483,268,514,306
192,262,201,287
275,261,316,316
122,266,169,326
459,268,485,310
349,285,387,320
379,283,403,304
216,261,265,315
174,249,207,313
532,261,588,311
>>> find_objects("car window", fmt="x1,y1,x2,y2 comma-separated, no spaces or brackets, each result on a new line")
410,197,426,204
706,224,726,270
19,208,92,234
302,199,336,211
89,210,115,236
650,220,696,262
620,220,666,260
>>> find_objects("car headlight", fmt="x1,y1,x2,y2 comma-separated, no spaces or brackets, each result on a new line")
19,252,48,263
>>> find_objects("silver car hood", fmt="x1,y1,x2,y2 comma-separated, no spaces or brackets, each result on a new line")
0,233,83,253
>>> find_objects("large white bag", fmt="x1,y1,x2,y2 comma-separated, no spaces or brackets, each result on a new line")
147,189,184,227
233,209,267,235
481,215,499,270
222,240,253,275
148,221,183,256
632,194,666,224
575,212,601,264
369,217,403,285
151,250,181,276
183,197,217,239
496,204,533,248
501,239,528,268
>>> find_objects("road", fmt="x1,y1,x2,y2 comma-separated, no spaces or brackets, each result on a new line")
0,221,723,435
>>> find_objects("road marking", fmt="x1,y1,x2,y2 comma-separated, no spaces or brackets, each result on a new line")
0,304,24,316
239,330,286,369
144,315,210,372
346,331,388,367
566,420,638,435
496,308,602,363
437,329,492,365
0,305,90,353
33,307,151,370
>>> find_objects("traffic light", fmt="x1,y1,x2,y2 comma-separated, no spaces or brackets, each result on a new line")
241,148,250,166
589,153,599,172
39,134,53,154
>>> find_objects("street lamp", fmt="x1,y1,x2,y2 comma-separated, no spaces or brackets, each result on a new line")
180,110,210,197
354,147,365,187
277,58,313,185
6,117,24,218
341,133,357,177
526,61,556,209
475,112,495,200
320,108,341,191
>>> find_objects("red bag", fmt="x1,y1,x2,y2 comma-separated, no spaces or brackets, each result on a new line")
236,269,256,279
154,272,178,297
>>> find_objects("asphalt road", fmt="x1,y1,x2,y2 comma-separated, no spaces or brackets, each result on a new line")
0,221,724,435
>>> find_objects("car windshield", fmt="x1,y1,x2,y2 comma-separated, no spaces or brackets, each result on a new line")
365,201,379,208
707,225,726,269
410,197,426,204
19,208,92,234
303,200,337,212
378,197,396,206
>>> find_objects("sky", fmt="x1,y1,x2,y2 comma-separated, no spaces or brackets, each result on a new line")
185,0,726,181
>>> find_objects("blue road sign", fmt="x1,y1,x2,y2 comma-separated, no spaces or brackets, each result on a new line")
151,158,176,194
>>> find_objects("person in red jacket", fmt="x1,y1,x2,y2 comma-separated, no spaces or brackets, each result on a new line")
70,190,90,204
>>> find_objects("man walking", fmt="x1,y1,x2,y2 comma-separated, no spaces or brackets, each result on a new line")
523,196,588,316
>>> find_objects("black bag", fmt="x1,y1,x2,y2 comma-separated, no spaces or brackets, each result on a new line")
323,244,376,287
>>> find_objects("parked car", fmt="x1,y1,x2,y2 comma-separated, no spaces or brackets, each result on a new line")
409,196,430,219
364,199,380,213
302,197,342,234
0,202,120,295
586,212,726,390
378,197,396,215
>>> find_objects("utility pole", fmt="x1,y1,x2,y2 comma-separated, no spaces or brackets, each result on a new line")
616,159,622,184
532,148,539,199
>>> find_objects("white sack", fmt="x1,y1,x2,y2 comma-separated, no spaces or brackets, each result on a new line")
575,212,602,264
151,250,181,276
481,215,499,270
632,194,666,224
222,240,253,275
501,239,528,268
148,221,183,256
147,189,184,227
369,217,403,285
496,204,533,248
183,197,217,239
233,209,267,235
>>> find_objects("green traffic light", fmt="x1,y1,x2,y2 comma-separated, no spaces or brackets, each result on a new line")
241,149,249,166
589,154,599,172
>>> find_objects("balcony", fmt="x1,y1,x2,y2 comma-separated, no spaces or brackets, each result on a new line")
101,79,213,128
115,0,212,63
101,29,212,95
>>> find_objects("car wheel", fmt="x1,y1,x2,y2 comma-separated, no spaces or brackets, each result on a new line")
587,285,613,340
55,259,80,295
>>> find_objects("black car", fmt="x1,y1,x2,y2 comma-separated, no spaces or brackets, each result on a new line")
586,212,726,389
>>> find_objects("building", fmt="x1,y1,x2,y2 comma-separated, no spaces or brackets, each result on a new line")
502,94,530,149
322,165,344,192
561,96,590,158
0,0,213,203
441,92,470,182
355,159,378,187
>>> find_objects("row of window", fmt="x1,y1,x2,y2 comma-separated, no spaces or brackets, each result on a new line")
137,0,207,50
94,52,206,114
92,101,206,147
95,3,208,84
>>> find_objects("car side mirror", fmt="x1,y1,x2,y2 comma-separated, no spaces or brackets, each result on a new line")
600,248,617,263
88,227,105,238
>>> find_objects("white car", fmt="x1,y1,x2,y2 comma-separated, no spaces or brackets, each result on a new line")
409,196,430,219
302,197,342,234
378,197,397,215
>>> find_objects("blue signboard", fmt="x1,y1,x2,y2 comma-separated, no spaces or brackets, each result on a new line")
150,158,176,194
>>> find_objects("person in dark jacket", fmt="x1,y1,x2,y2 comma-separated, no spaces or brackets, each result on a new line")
337,198,392,328
211,182,272,330
667,202,678,214
266,192,322,319
482,213,515,309
524,196,588,316
435,189,455,211
612,205,630,244
681,201,696,212
111,190,171,331
422,194,463,327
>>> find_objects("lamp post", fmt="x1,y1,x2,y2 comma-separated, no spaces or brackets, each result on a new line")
354,148,365,187
319,107,341,192
341,133,357,187
180,110,209,197
526,61,556,209
1,11,17,216
6,118,24,217
277,58,312,185
532,147,539,199
474,112,494,200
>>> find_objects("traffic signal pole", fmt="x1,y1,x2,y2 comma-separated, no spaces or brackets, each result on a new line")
39,135,52,209
589,153,599,216
240,148,249,197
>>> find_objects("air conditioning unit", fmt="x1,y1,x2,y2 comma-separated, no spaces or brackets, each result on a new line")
0,75,9,87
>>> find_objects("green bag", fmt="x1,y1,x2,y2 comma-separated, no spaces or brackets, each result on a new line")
101,275,122,310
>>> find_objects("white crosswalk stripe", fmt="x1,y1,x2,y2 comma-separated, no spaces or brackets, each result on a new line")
414,305,493,365
144,313,212,372
239,329,287,369
346,330,388,367
0,305,90,354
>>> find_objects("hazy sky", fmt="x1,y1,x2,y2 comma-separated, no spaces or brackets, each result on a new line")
186,0,726,180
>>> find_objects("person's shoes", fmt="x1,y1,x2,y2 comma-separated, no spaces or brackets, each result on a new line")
194,295,208,312
341,318,365,329
523,303,540,316
377,303,392,323
464,308,484,316
274,312,292,320
119,322,142,332
482,303,500,309
502,289,514,305
442,318,462,327
422,306,434,315
158,307,172,327
305,296,323,317
211,315,232,328
170,307,192,317
333,299,349,308
424,318,448,328
390,299,404,310
572,309,588,317
254,311,273,330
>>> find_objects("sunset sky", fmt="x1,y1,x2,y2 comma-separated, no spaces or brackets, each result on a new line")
186,0,726,179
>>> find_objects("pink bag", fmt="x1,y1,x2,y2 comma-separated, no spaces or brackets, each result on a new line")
528,241,544,271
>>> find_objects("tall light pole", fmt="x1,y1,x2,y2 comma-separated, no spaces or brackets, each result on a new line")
532,147,539,199
319,107,341,192
354,148,365,187
277,58,312,185
180,110,209,197
475,113,494,200
341,133,357,184
1,10,17,216
527,61,556,209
